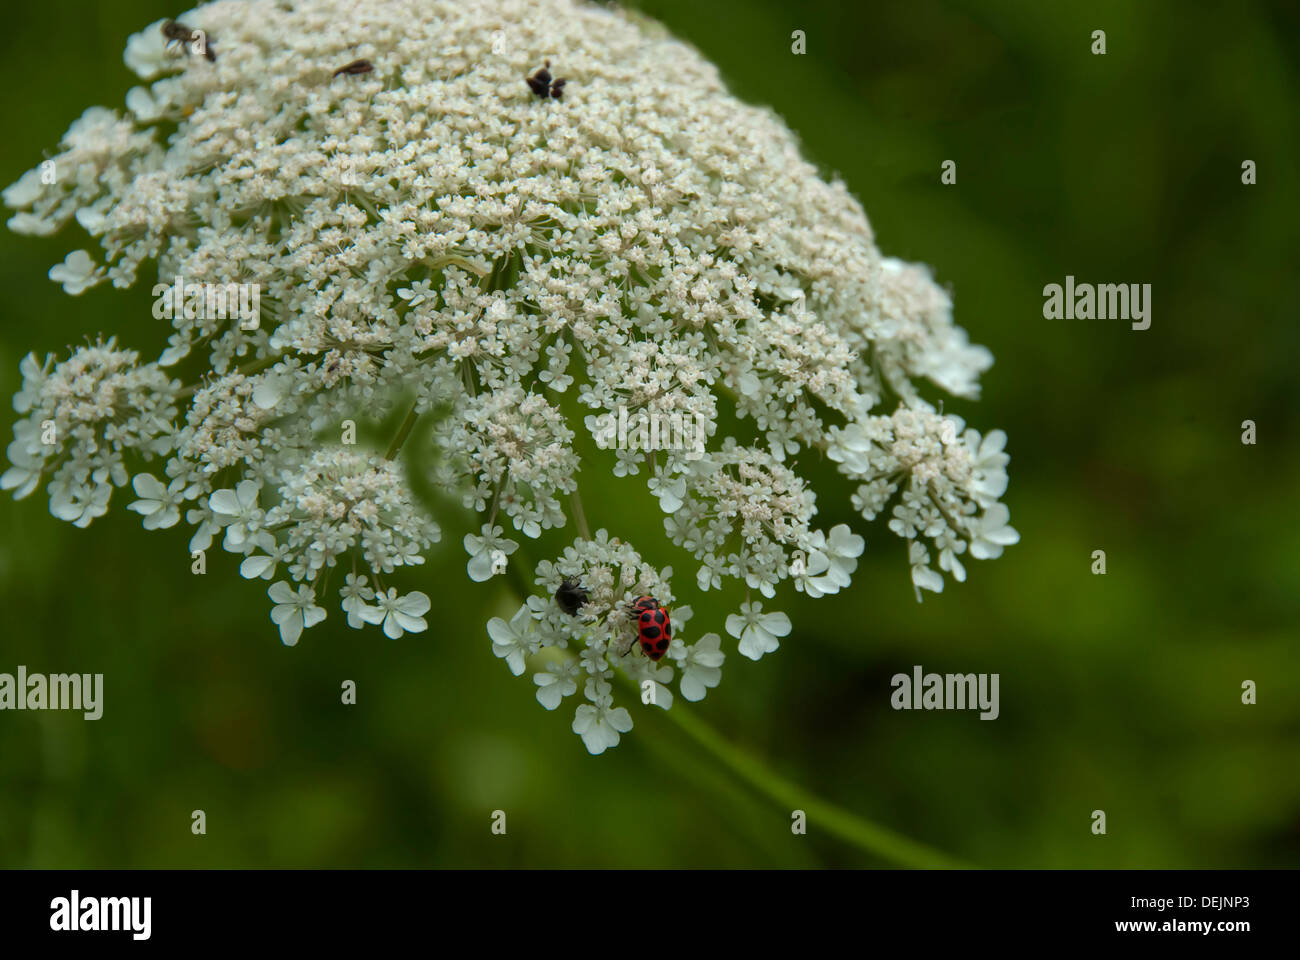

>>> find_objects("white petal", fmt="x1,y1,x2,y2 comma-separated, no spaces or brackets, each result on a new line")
396,591,431,616
240,555,274,579
762,611,792,637
485,616,517,645
273,609,303,646
209,489,241,516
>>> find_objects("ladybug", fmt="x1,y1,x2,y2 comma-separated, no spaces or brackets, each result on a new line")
627,595,671,661
555,577,588,616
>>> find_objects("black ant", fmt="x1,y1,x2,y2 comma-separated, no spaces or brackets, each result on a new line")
526,61,566,100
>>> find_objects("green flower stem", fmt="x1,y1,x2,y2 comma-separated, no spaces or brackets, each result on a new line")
569,488,592,541
177,351,283,398
384,401,422,460
619,673,970,869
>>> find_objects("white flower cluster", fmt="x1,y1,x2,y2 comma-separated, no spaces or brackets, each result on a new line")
2,342,179,525
3,0,1016,752
828,406,1018,599
437,386,578,538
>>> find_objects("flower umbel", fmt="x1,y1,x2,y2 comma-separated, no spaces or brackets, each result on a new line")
3,0,1017,753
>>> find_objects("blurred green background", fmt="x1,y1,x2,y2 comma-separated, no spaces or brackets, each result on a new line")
1,0,1297,868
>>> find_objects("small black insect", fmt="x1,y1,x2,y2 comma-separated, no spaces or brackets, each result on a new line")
333,59,374,78
160,19,191,43
555,577,588,616
526,61,567,100
161,19,216,63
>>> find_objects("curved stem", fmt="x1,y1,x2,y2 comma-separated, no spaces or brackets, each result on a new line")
569,488,592,541
617,672,969,869
384,401,421,460
176,350,284,399
486,481,504,529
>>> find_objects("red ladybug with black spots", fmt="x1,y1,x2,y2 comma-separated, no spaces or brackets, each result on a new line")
627,595,671,660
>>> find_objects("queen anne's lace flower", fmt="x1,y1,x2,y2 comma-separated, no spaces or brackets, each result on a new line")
678,633,725,702
534,659,581,711
2,339,178,510
268,581,327,646
726,601,793,661
4,0,1016,753
127,473,189,529
487,606,536,676
364,588,433,639
48,250,105,295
